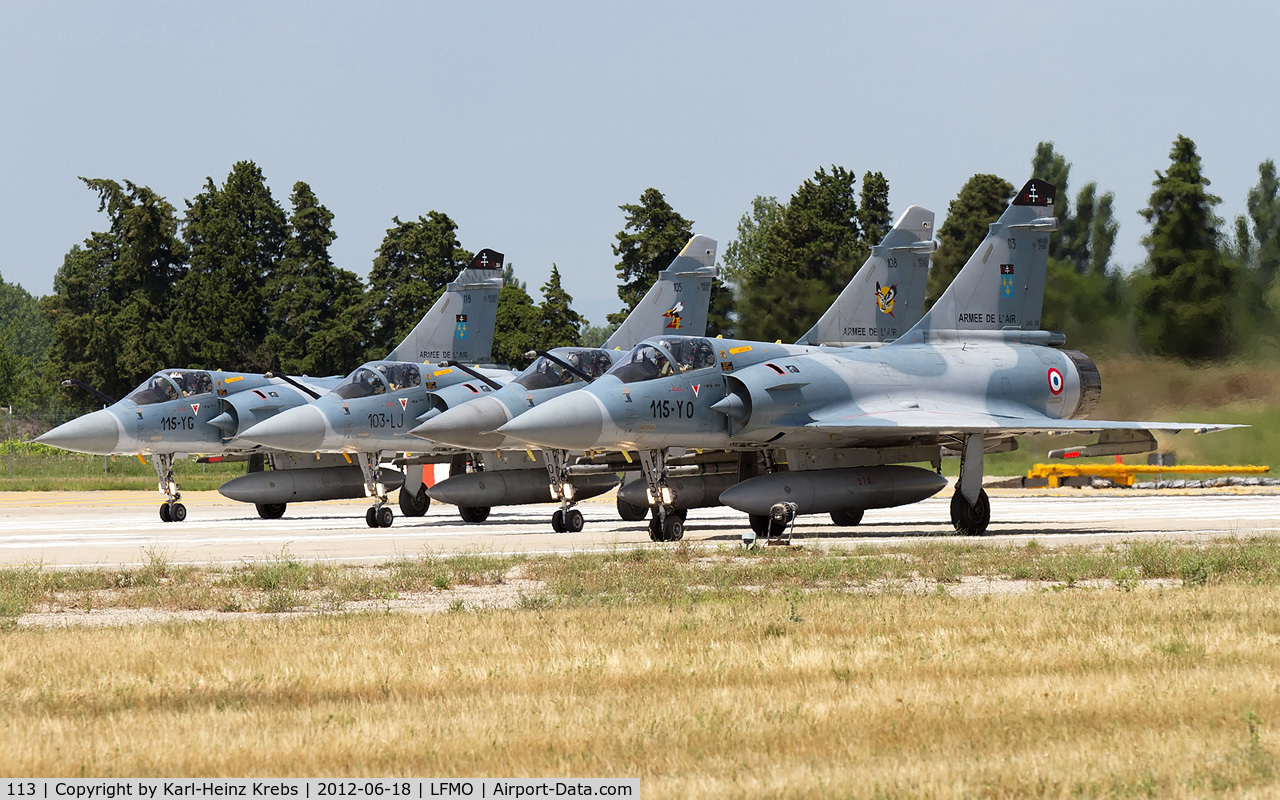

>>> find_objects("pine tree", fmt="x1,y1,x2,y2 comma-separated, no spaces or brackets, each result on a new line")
491,282,541,369
1134,135,1238,360
45,178,186,402
733,166,867,342
926,174,1014,304
857,171,892,246
608,189,693,326
365,212,472,357
535,265,583,349
1246,160,1280,286
265,182,366,375
171,161,287,371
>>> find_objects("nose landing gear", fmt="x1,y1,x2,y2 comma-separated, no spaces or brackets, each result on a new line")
152,453,186,523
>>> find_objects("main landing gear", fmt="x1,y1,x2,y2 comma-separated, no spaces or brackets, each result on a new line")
451,453,491,524
638,449,684,542
357,451,394,528
545,449,584,533
152,453,186,522
399,484,431,517
949,433,991,536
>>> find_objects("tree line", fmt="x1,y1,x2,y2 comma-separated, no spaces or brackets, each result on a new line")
3,135,1278,412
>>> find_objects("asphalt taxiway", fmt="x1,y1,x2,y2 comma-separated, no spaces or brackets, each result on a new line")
2,488,1279,568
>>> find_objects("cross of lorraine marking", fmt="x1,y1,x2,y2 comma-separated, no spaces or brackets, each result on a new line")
480,253,489,267
1028,186,1039,202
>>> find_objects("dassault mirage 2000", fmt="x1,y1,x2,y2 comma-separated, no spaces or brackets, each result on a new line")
495,180,1242,541
35,368,341,522
411,234,720,531
230,251,510,527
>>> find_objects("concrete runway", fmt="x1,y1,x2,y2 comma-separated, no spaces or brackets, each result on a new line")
2,487,1280,568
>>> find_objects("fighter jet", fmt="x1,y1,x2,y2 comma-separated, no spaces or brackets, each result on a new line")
495,180,1242,542
412,234,720,531
34,367,341,522
35,249,506,524
425,208,936,532
231,252,509,528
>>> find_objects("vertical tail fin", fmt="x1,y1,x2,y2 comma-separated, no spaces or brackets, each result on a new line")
894,179,1057,345
603,234,719,350
796,205,936,345
385,248,505,363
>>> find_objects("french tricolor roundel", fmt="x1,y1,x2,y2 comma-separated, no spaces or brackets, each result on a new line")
1047,367,1064,395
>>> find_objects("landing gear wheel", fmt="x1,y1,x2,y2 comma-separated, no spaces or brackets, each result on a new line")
551,509,566,533
459,506,490,523
365,507,379,528
950,488,991,536
399,486,430,516
749,514,770,537
565,509,584,533
616,497,649,522
662,515,684,542
377,505,394,528
648,516,664,542
171,503,187,522
830,508,864,527
256,503,286,519
159,503,171,523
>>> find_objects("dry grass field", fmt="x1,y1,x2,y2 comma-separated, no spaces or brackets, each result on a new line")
2,541,1280,798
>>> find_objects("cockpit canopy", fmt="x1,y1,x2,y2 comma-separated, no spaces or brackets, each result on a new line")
514,348,614,390
126,370,214,405
606,337,717,384
333,362,422,400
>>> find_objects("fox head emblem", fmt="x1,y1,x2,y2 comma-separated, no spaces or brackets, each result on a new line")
875,282,897,316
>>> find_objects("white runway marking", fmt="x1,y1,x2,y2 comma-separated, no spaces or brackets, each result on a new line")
1,490,1278,568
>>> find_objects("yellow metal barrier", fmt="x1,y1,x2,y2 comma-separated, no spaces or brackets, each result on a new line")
1026,463,1270,488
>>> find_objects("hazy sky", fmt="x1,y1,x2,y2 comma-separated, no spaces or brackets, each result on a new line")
2,1,1276,327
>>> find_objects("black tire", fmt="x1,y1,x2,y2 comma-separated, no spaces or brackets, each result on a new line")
459,506,491,523
399,486,430,516
365,507,379,528
830,508,864,527
648,516,664,542
672,508,688,521
950,488,991,536
748,514,770,536
551,509,566,533
171,502,187,522
256,503,287,520
616,497,649,522
565,509,584,533
377,505,394,528
663,515,684,541
159,503,171,523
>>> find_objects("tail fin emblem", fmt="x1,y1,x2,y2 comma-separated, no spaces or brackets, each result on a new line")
455,314,468,339
664,301,685,329
875,282,898,316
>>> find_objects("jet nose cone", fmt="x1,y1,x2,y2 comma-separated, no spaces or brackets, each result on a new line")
238,405,327,451
35,409,121,455
496,392,604,450
412,397,511,449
